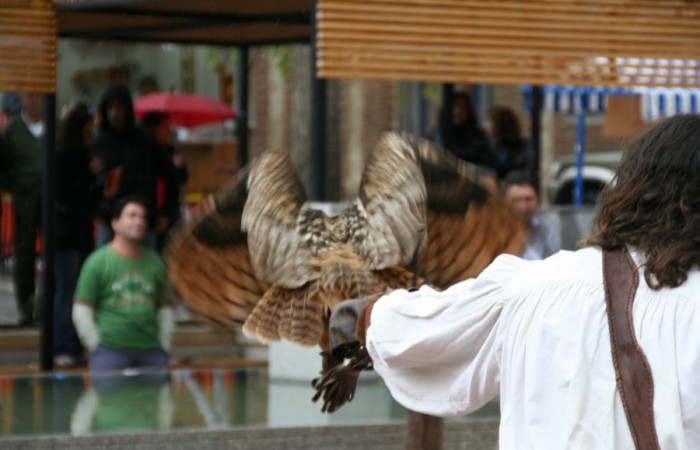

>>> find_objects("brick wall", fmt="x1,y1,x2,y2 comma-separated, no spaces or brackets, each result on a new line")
553,114,624,156
492,85,624,157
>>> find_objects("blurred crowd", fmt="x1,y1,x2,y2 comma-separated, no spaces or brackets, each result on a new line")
0,81,186,370
0,84,559,371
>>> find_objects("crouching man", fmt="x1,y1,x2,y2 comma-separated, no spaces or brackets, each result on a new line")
73,195,174,374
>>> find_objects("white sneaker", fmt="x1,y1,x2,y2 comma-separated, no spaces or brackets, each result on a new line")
54,354,78,368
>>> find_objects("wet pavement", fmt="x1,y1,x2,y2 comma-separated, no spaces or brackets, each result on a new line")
0,266,19,327
0,368,499,438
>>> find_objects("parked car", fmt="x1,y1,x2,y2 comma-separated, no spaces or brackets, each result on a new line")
547,151,622,205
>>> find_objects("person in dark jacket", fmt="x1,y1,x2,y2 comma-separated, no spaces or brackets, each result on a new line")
91,84,170,248
140,112,188,251
486,106,533,180
432,91,496,170
1,92,44,326
53,103,100,367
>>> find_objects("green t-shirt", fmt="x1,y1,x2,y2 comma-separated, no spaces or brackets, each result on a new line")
74,246,172,350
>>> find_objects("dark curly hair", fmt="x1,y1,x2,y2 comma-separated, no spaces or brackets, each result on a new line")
57,103,92,152
488,106,522,147
584,114,700,289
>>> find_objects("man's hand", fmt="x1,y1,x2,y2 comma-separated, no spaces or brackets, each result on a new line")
328,295,382,363
313,295,381,413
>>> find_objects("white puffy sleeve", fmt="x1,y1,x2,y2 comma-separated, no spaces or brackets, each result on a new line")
365,254,526,417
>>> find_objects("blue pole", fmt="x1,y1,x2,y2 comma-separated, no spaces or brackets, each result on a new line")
574,109,586,207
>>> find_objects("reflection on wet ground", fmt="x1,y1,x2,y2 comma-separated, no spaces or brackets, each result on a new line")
0,368,499,437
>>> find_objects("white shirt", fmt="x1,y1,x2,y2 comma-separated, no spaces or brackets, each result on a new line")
366,247,700,449
521,215,560,261
21,112,44,138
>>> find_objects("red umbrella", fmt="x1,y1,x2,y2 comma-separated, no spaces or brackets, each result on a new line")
133,93,236,128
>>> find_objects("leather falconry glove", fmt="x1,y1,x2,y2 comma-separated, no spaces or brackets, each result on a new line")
312,294,382,413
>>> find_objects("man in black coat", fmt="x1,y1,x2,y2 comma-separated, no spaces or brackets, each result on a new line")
92,84,171,248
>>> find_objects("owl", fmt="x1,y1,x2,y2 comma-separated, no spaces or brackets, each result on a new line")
165,132,526,353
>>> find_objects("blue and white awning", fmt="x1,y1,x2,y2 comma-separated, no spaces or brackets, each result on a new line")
522,85,700,121
522,85,626,114
635,88,700,121
542,86,624,114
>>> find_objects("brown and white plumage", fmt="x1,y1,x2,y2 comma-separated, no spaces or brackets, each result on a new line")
165,132,526,348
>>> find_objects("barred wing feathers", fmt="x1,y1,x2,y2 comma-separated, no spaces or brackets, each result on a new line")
411,135,527,287
352,133,427,270
167,152,332,346
166,135,524,348
165,167,267,332
241,152,317,288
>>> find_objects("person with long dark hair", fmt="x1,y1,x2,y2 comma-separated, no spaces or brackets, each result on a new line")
53,103,100,367
486,106,533,180
432,91,495,170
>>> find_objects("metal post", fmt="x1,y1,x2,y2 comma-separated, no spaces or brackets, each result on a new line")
418,82,427,138
237,45,249,168
40,94,56,371
310,0,326,201
574,108,586,207
406,410,444,450
529,85,543,188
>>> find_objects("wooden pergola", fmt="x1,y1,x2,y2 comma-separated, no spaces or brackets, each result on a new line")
3,2,700,449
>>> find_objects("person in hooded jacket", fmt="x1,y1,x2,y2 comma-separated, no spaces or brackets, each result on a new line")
91,84,171,248
53,103,101,367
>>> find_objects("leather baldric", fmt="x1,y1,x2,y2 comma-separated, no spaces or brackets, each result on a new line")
603,249,661,450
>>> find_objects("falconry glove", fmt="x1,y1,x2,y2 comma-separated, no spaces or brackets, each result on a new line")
312,294,382,413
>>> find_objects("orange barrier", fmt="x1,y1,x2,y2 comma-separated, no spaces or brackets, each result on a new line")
1,194,43,258
1,195,14,258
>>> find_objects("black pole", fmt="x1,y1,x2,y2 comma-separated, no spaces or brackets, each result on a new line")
530,85,543,188
440,84,454,132
309,0,326,201
237,45,249,168
40,94,56,371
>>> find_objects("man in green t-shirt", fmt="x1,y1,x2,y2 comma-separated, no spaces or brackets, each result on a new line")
72,195,174,373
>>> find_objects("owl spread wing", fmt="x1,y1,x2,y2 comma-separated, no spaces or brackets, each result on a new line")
353,132,525,288
352,133,428,270
167,134,525,345
241,152,317,288
164,166,266,331
165,152,317,335
411,135,527,287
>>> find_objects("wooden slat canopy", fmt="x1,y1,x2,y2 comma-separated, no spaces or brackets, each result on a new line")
317,0,700,88
0,0,56,94
55,0,311,46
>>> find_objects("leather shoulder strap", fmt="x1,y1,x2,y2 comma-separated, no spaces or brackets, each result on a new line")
603,249,661,450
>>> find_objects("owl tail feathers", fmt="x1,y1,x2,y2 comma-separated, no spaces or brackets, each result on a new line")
318,259,384,310
242,284,325,347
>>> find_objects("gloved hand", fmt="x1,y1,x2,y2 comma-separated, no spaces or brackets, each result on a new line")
328,294,381,363
313,294,382,413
